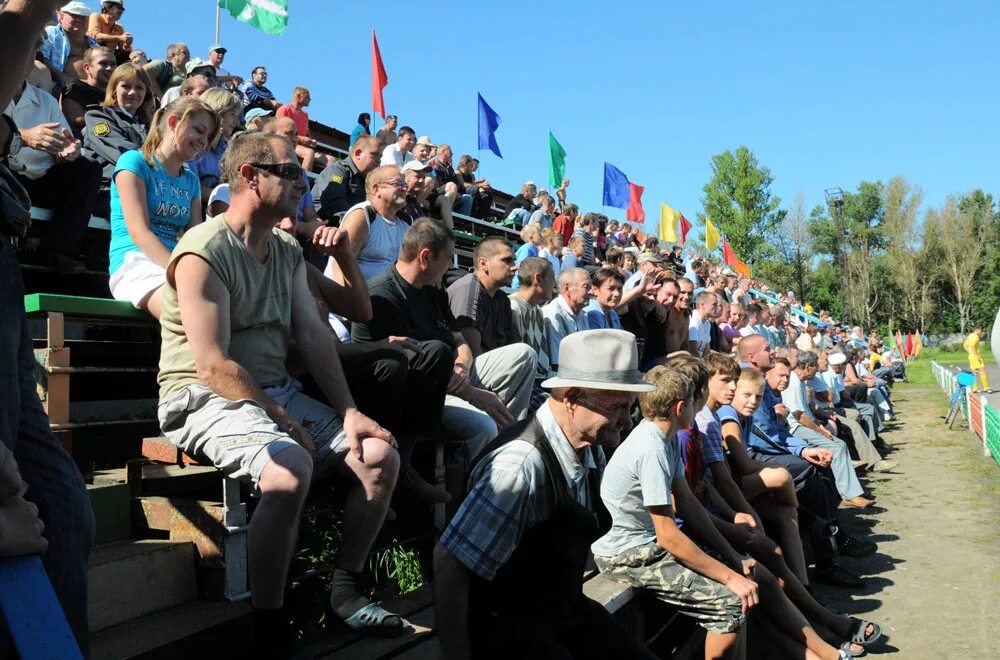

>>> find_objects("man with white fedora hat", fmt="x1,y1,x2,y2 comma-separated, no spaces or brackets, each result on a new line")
434,329,658,660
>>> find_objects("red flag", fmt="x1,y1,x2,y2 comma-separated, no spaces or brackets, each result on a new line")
371,30,388,118
626,182,645,223
722,238,738,267
679,213,692,245
905,331,914,356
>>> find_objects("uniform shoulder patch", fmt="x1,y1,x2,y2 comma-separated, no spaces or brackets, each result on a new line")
331,174,344,184
93,122,110,137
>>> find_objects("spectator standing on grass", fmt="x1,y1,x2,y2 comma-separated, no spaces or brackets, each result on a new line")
375,113,397,148
963,326,990,392
87,0,131,63
276,86,326,172
60,45,116,136
158,130,405,650
107,97,216,317
239,66,281,118
81,61,152,217
7,53,103,274
39,2,99,93
349,111,371,148
142,42,189,100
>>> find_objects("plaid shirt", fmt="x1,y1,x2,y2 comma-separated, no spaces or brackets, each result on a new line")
440,401,606,580
40,26,98,77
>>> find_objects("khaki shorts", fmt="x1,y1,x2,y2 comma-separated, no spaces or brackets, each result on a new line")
594,542,745,634
157,378,348,491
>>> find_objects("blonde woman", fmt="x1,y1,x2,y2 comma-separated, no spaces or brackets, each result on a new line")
108,97,218,317
82,62,154,216
190,88,241,205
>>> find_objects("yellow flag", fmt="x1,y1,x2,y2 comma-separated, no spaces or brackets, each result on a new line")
659,203,678,243
705,217,721,252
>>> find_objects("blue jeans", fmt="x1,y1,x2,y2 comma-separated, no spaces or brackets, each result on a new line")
0,238,94,655
456,193,474,217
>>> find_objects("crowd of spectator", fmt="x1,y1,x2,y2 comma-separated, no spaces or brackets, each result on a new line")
1,3,911,658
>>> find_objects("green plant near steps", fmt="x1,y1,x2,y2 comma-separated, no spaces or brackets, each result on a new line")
371,542,424,596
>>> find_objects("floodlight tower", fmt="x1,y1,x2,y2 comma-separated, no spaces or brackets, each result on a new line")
824,187,847,291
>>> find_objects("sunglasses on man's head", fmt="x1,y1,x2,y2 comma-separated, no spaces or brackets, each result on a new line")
251,162,305,181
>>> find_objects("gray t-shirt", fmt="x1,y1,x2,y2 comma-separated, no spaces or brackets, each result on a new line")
591,420,683,557
781,371,814,433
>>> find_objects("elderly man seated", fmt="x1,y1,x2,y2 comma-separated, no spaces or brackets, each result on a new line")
434,329,658,660
542,267,592,368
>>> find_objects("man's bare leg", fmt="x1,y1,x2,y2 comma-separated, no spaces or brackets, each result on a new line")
704,629,744,660
249,446,314,608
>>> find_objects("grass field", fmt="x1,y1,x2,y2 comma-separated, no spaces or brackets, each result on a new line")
898,343,993,387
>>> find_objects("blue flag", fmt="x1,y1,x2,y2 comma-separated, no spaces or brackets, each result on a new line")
477,93,502,158
603,162,630,208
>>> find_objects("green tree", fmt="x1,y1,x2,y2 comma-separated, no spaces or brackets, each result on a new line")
698,146,785,264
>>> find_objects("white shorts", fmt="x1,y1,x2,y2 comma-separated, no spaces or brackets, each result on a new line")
109,251,167,307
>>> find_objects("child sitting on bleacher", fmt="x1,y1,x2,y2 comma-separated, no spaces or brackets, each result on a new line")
108,96,217,318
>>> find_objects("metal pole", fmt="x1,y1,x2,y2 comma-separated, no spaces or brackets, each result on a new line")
215,5,221,44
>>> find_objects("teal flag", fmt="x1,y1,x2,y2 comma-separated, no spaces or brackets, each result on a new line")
219,0,289,36
548,131,566,189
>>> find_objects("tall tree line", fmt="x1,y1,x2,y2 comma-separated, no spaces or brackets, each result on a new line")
700,147,1000,335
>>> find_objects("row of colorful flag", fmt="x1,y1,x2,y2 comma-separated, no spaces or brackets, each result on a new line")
894,329,924,358
222,7,754,273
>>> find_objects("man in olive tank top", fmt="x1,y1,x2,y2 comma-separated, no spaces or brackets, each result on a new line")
156,131,405,654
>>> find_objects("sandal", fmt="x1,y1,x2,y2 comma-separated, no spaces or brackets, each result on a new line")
849,617,883,647
342,602,408,637
839,641,866,657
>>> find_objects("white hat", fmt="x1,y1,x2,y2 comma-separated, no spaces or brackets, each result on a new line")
401,160,431,173
541,330,655,393
416,136,435,147
828,353,847,366
60,1,93,15
185,58,216,75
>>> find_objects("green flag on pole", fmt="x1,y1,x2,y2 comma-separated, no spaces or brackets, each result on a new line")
219,0,289,36
548,131,566,189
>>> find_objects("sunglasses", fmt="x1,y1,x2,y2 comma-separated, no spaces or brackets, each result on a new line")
379,178,407,189
251,162,305,181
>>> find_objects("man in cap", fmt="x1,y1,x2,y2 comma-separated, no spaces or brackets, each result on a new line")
312,134,381,222
623,250,662,291
434,329,658,660
243,106,273,131
397,159,433,224
207,43,242,90
39,1,99,92
87,0,132,63
159,62,213,106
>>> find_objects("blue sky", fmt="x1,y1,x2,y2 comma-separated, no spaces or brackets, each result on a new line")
122,0,998,242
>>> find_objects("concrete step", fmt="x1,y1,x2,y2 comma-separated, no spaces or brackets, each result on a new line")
89,598,252,660
87,482,130,545
87,540,197,632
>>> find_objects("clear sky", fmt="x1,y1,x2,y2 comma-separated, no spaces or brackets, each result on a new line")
121,0,998,242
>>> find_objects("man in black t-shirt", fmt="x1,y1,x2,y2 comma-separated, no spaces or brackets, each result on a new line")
354,222,537,494
61,46,116,136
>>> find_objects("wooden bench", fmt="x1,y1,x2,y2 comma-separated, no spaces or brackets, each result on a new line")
24,293,158,455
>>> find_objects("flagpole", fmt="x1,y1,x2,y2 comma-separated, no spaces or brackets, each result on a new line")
215,5,221,44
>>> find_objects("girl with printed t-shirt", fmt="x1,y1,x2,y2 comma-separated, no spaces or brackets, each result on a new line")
108,97,218,318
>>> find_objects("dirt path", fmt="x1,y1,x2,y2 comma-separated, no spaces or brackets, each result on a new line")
812,384,1000,658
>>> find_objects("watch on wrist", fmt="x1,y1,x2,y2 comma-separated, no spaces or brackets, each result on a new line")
1,114,22,160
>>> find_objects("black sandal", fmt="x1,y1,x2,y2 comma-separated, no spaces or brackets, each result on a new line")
814,563,865,588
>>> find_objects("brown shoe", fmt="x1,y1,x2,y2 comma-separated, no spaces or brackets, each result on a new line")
841,496,875,508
